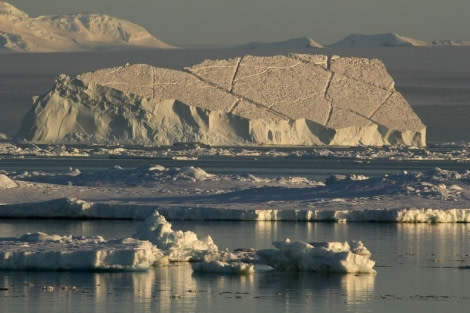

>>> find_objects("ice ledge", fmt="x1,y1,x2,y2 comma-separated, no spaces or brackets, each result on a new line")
1,198,469,223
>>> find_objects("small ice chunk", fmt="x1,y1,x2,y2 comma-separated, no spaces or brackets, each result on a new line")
191,261,254,275
257,238,376,274
0,174,17,189
134,211,218,262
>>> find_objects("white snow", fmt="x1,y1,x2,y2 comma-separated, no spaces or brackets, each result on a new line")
1,158,470,222
0,173,17,188
191,261,255,275
236,33,470,49
134,211,219,263
0,1,175,52
257,239,376,274
16,54,425,147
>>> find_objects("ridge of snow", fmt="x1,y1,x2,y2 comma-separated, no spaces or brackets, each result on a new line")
329,33,427,48
16,54,426,147
0,1,175,52
328,33,470,48
2,196,470,223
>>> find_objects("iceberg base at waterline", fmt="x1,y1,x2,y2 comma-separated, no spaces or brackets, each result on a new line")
0,211,376,274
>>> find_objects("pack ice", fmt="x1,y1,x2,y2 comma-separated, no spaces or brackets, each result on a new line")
0,211,376,274
17,54,425,147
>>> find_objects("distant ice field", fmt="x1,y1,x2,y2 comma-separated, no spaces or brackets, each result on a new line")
2,143,470,222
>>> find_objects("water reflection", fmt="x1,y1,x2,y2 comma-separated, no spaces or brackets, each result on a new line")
395,223,470,268
0,264,375,313
2,221,470,312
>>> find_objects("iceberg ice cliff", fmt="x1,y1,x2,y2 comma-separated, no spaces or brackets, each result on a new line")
17,54,426,147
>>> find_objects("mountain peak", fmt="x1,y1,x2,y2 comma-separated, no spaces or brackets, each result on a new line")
0,1,175,52
238,37,323,49
328,33,430,48
0,1,28,18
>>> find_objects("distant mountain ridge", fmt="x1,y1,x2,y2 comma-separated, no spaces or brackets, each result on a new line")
328,33,470,48
239,37,323,49
0,1,175,52
237,33,470,49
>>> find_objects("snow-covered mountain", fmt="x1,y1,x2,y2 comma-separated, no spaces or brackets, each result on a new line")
237,37,323,49
16,54,426,147
236,33,470,50
328,33,470,48
0,1,175,52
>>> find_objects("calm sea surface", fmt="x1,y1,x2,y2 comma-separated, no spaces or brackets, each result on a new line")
1,155,470,312
1,220,470,313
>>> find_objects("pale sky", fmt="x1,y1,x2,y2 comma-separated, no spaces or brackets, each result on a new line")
5,0,470,47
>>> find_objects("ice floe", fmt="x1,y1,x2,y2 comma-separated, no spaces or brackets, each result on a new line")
0,233,157,271
191,261,255,275
134,211,219,263
0,173,17,188
1,163,470,222
3,142,470,161
257,239,376,274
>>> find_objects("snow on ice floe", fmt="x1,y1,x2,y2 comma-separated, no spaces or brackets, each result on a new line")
0,233,158,271
16,53,425,147
0,212,220,271
191,261,255,275
11,164,219,186
4,163,322,188
0,173,17,188
2,196,470,223
257,239,376,274
1,166,470,222
134,211,219,263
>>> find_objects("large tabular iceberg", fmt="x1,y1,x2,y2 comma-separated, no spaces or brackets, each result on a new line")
17,54,425,147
